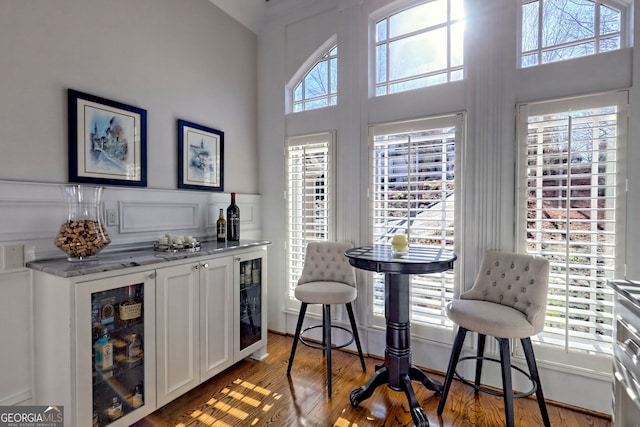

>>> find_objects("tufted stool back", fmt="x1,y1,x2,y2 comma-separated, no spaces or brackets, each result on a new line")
298,241,356,287
460,251,549,335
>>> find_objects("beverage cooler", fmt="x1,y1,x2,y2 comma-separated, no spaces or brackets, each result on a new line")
75,272,156,427
90,284,144,425
235,251,268,360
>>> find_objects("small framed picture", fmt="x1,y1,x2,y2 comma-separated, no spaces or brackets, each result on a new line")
178,119,224,192
68,89,147,187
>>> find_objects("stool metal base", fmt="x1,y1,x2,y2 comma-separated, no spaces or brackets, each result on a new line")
437,327,551,427
454,355,537,398
287,302,366,397
299,323,355,351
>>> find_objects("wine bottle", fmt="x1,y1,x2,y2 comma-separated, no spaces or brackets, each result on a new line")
226,193,240,241
217,208,226,242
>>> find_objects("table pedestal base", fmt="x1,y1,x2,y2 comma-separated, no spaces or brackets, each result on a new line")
349,273,442,427
350,364,441,427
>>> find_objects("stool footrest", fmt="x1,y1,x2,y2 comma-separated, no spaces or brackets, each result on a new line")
454,356,538,399
299,324,355,350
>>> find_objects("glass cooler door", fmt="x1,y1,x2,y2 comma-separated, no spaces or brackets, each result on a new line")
239,257,263,353
76,271,156,427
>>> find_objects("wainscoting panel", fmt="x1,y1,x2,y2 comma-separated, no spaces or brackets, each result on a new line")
0,270,32,405
120,201,199,233
0,180,263,260
0,199,64,242
206,199,258,230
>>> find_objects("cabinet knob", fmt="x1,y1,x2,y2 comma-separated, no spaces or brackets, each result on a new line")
148,273,155,279
202,263,208,268
194,264,200,270
235,257,241,262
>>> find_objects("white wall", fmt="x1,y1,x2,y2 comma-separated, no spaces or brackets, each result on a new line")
0,0,258,194
258,0,638,414
0,0,260,405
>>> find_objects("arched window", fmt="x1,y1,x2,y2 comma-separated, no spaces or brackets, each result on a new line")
374,0,465,96
520,0,626,67
292,46,338,112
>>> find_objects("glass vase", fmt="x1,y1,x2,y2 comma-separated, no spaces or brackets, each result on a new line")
54,185,111,262
391,232,409,257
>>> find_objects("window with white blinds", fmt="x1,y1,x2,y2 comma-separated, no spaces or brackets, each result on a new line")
370,116,460,328
517,92,627,356
286,132,334,302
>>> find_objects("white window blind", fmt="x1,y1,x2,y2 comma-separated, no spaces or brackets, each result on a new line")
517,92,627,356
370,116,460,328
286,132,334,302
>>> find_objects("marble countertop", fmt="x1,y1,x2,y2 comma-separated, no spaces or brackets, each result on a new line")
26,239,271,278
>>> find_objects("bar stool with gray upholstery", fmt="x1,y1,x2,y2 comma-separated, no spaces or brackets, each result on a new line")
286,241,366,397
437,251,551,427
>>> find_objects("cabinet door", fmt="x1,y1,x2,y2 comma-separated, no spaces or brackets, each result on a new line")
234,249,268,361
200,256,234,381
75,270,157,427
155,262,200,407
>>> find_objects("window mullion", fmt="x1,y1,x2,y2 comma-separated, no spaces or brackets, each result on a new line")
537,0,544,65
564,115,573,353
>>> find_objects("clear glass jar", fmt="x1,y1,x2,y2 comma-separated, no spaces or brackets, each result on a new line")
54,185,111,261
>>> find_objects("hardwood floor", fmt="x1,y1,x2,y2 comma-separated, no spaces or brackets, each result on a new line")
134,332,611,427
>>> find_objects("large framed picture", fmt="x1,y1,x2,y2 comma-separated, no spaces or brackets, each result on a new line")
178,119,224,192
68,89,147,187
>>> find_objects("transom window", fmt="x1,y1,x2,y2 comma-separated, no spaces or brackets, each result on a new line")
293,46,337,113
369,115,461,328
521,0,624,68
374,0,465,96
517,91,628,357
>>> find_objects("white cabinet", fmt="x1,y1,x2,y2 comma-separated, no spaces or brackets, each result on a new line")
201,257,235,379
33,269,157,427
30,242,269,427
155,256,234,407
155,249,270,407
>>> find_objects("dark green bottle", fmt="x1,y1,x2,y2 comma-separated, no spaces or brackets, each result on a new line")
226,193,240,241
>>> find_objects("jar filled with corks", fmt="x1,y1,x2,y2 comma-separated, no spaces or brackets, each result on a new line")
55,185,111,261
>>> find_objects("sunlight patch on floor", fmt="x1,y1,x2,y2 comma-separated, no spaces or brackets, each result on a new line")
180,378,277,426
332,407,359,427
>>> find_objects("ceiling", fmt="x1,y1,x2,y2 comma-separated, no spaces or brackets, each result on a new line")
209,0,267,35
